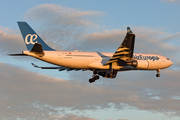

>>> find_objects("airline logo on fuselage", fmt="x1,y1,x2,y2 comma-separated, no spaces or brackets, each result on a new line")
133,55,159,61
25,34,38,44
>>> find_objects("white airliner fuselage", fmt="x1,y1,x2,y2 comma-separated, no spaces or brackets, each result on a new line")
23,50,172,71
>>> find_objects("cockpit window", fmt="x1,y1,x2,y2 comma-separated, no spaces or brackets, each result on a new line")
167,58,170,60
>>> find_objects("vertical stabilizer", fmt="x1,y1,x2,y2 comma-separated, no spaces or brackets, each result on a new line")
17,22,55,51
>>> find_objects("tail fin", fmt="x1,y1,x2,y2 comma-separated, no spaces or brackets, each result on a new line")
17,22,55,51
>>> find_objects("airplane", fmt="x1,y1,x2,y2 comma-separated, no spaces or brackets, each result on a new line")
9,22,173,83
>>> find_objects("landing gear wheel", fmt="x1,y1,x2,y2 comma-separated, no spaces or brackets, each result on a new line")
89,79,92,83
89,78,95,83
156,69,161,77
113,70,117,74
89,75,100,83
156,73,160,77
107,73,113,78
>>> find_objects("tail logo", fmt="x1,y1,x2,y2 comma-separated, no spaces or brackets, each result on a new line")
25,34,38,44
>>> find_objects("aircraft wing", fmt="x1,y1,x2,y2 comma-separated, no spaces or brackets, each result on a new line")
104,27,135,66
31,63,81,71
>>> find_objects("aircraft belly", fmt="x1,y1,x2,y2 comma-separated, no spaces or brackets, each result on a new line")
63,59,88,68
25,51,61,66
62,57,96,69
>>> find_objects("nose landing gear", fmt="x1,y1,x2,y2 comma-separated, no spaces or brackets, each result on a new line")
156,69,160,77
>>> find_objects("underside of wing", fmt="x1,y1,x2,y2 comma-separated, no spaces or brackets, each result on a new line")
31,63,82,71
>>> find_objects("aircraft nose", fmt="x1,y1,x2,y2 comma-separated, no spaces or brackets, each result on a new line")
169,60,173,66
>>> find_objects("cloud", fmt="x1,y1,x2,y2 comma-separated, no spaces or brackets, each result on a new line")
25,4,104,50
0,62,98,119
74,29,126,52
71,27,180,63
50,114,97,120
118,119,129,120
0,28,39,63
161,0,180,4
0,27,25,54
1,62,180,119
1,4,179,62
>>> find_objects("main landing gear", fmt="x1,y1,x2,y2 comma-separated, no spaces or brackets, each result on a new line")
156,69,160,77
89,73,100,83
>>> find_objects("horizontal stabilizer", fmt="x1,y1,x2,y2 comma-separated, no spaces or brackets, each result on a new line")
8,54,28,56
31,63,82,71
31,63,59,69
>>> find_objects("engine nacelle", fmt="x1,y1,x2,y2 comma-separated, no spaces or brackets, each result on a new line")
130,60,149,69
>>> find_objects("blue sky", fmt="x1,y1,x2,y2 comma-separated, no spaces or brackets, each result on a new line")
1,0,180,31
0,0,180,120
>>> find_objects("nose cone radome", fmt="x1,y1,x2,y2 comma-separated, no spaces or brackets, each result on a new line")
169,60,173,67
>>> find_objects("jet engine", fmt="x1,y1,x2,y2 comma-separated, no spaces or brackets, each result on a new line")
128,60,149,69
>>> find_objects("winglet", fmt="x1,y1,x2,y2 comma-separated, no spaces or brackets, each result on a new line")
127,27,133,34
